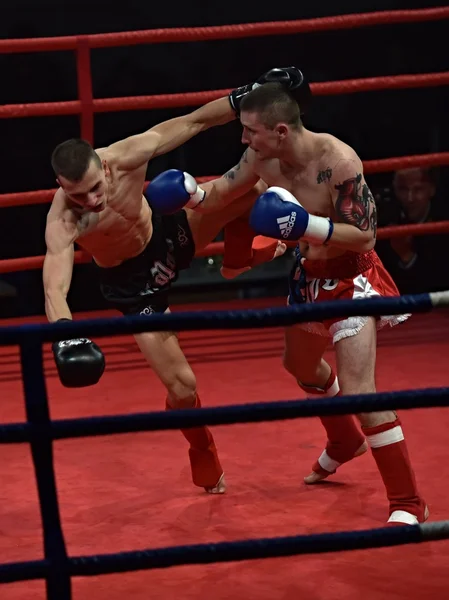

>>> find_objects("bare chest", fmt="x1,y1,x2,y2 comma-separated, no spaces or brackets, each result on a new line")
78,177,148,236
255,160,334,218
75,177,152,265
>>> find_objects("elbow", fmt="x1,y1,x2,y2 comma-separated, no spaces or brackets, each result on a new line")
359,234,376,253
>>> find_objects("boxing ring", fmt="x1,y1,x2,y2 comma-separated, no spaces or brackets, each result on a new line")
1,6,449,600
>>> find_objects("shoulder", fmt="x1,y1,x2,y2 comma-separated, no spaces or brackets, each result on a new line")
320,135,362,173
47,188,68,219
47,189,79,231
238,147,257,168
315,143,363,190
96,145,121,170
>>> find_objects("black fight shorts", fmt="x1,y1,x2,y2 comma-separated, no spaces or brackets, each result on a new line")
97,209,195,316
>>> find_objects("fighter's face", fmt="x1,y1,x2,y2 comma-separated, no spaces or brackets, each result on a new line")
58,159,109,212
240,111,287,159
393,169,435,222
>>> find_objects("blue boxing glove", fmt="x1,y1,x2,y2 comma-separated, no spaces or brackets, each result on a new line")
249,186,334,244
145,169,206,215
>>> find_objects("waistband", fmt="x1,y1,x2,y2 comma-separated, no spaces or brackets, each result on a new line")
302,249,380,280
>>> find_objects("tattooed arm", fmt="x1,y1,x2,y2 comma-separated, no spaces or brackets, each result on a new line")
325,157,377,252
196,149,261,213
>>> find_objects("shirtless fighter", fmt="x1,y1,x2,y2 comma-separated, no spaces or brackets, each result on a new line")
43,68,306,495
148,82,427,524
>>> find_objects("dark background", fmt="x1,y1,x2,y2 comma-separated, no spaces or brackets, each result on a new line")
1,0,448,316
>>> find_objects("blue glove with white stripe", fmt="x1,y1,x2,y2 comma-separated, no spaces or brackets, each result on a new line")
249,186,334,244
145,169,206,214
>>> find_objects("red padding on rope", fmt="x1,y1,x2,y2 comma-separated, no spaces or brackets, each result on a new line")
2,72,449,119
1,222,448,274
0,7,448,53
1,152,448,209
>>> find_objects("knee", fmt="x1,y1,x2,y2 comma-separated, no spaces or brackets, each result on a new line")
166,366,197,408
283,351,327,387
283,348,309,379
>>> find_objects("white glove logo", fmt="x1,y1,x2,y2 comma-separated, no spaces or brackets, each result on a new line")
58,339,90,347
277,212,297,239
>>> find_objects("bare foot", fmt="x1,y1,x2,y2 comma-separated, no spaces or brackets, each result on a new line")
274,241,287,258
205,473,226,494
304,441,369,484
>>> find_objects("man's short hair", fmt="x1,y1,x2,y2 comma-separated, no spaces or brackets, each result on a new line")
51,138,101,182
239,82,302,130
393,167,436,187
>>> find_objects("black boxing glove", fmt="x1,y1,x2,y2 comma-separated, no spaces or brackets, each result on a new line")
229,66,312,116
52,320,105,388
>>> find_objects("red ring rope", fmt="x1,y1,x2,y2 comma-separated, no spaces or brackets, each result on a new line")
1,153,448,209
0,7,447,53
2,72,448,120
1,220,448,275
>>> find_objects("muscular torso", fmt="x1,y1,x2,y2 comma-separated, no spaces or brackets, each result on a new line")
63,151,153,267
253,133,352,260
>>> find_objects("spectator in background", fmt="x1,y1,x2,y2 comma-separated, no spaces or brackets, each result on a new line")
376,167,449,294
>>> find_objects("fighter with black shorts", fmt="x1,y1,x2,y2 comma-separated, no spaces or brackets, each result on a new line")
98,199,195,316
43,67,304,494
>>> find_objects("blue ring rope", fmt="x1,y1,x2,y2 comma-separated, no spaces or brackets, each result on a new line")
1,386,448,444
1,520,449,584
0,292,440,345
1,290,448,598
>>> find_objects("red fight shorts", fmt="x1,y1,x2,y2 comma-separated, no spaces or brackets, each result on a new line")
288,249,410,344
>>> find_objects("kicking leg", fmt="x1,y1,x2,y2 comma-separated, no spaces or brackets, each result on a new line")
187,182,286,277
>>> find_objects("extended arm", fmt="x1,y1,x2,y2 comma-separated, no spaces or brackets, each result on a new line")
109,66,309,172
109,97,235,171
195,149,261,213
43,205,77,322
43,200,105,389
144,148,261,215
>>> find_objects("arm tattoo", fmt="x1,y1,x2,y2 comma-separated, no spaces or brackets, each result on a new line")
334,173,377,236
223,169,236,180
317,168,332,184
223,149,248,180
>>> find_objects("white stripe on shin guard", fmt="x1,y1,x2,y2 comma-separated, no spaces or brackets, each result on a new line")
367,425,404,449
302,376,340,398
326,377,340,398
387,510,419,525
318,450,341,473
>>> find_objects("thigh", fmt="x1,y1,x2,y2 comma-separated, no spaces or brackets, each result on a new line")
335,316,377,395
187,183,265,252
284,324,329,382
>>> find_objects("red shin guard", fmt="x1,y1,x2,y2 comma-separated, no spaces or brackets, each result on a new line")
301,370,365,475
363,418,426,522
222,214,279,273
250,236,282,268
222,214,255,270
166,395,223,488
